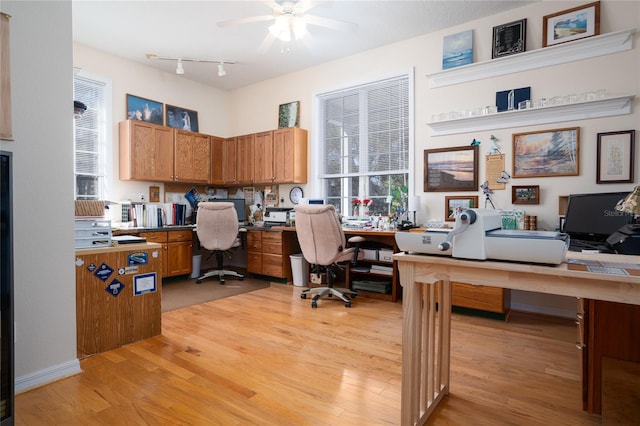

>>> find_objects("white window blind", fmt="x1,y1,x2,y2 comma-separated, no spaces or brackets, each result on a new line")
74,73,110,200
319,75,410,217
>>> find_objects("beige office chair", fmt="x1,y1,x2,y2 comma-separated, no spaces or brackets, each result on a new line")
294,204,364,308
195,202,244,284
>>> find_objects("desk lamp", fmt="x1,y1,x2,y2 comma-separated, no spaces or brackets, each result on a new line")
606,186,640,254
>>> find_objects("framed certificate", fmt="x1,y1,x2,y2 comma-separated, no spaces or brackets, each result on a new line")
492,19,526,59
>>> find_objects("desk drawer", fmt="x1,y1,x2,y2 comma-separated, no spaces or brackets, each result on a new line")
168,230,192,242
139,232,168,243
247,252,262,274
262,241,282,254
261,232,282,243
262,254,283,277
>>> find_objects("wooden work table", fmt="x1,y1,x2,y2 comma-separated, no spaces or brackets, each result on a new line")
394,251,640,425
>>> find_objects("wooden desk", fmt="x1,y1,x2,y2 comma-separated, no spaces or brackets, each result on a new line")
394,251,640,425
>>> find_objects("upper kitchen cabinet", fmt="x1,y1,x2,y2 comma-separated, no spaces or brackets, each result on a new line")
254,130,275,184
211,136,238,185
236,133,255,185
273,127,307,183
120,120,174,181
174,129,211,183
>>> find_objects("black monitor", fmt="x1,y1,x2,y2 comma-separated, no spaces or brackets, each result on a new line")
563,191,632,248
211,198,247,222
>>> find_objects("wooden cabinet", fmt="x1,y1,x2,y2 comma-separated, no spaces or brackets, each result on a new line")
211,136,237,185
273,127,307,183
139,230,193,277
236,133,255,185
174,129,211,183
254,131,274,183
120,120,174,181
75,243,162,358
120,120,211,184
246,229,300,281
450,282,510,316
582,299,640,414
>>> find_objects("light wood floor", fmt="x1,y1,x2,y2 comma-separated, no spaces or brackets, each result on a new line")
16,284,604,425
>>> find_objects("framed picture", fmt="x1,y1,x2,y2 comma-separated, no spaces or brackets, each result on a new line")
512,185,540,205
492,19,526,59
445,195,479,221
424,145,478,192
126,94,163,125
278,101,300,128
596,130,635,184
442,29,473,70
543,1,600,47
165,104,199,132
512,127,580,178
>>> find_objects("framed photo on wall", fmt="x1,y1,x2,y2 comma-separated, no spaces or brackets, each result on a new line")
596,130,635,183
492,19,526,59
542,1,600,47
126,94,163,125
278,101,300,128
512,185,540,204
445,195,479,221
165,104,199,132
512,127,579,178
424,146,478,192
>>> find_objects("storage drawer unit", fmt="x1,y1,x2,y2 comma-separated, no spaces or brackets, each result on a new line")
246,229,300,281
138,230,193,277
75,219,112,249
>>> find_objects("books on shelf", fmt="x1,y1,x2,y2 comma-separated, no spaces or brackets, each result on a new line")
351,265,371,273
370,264,393,275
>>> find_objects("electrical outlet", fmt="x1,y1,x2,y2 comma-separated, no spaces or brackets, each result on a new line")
139,193,145,202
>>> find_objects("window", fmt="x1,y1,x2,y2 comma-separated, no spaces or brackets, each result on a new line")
318,74,412,218
73,72,111,200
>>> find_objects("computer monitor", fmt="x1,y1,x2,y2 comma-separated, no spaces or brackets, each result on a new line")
211,198,247,222
563,191,632,247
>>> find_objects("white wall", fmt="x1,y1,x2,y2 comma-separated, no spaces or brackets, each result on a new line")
73,43,232,205
1,1,80,389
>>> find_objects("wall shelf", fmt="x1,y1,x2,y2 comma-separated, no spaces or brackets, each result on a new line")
427,28,636,89
427,94,635,136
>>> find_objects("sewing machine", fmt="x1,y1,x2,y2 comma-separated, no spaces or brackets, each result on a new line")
395,208,569,265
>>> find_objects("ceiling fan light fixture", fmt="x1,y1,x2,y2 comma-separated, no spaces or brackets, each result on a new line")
292,16,306,40
176,59,185,75
269,15,292,42
217,62,226,77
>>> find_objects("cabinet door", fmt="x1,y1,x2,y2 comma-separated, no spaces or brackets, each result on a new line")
254,131,274,184
223,137,237,184
120,120,174,181
273,127,307,183
236,133,255,184
166,241,192,277
174,130,211,183
210,136,225,185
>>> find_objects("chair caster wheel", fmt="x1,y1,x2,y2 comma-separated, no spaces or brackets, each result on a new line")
239,277,244,281
301,293,307,299
311,301,318,308
345,301,351,308
195,279,202,284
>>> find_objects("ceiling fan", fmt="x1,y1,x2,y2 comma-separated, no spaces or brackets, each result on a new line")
217,0,358,50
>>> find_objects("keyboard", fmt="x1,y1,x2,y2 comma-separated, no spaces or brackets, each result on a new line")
568,239,614,253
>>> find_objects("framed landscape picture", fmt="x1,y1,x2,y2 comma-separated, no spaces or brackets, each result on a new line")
512,127,579,178
543,1,600,47
445,195,479,221
424,145,478,192
165,104,199,132
512,185,540,204
492,19,526,59
442,29,473,70
126,94,163,125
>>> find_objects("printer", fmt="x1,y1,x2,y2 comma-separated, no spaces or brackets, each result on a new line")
264,207,293,226
395,208,569,265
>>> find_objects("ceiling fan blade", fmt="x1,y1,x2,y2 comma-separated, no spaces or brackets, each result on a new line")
257,32,277,54
217,14,274,28
304,14,358,33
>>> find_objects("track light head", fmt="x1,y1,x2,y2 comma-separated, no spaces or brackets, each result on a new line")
217,62,226,77
176,59,185,75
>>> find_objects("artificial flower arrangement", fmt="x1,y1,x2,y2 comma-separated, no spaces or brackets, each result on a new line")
351,198,372,207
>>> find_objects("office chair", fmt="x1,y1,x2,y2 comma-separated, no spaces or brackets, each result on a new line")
195,202,244,284
294,204,364,308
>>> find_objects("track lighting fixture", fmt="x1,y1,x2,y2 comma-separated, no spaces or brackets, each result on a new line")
146,54,236,77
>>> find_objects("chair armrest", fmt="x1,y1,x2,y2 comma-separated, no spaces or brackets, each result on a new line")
348,235,366,244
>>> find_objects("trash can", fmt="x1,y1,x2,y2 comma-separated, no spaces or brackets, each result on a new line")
289,254,309,287
190,254,202,279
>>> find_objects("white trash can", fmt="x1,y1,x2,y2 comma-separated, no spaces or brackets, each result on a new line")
289,254,309,287
190,254,202,279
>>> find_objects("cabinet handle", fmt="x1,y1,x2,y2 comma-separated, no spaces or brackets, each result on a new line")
576,314,583,319
575,343,585,350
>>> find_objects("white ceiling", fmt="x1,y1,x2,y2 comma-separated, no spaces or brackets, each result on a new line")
72,0,538,91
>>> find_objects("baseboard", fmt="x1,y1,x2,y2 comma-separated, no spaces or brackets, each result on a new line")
15,359,82,393
510,302,575,319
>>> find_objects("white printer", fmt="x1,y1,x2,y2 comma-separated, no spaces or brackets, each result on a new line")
395,208,569,265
